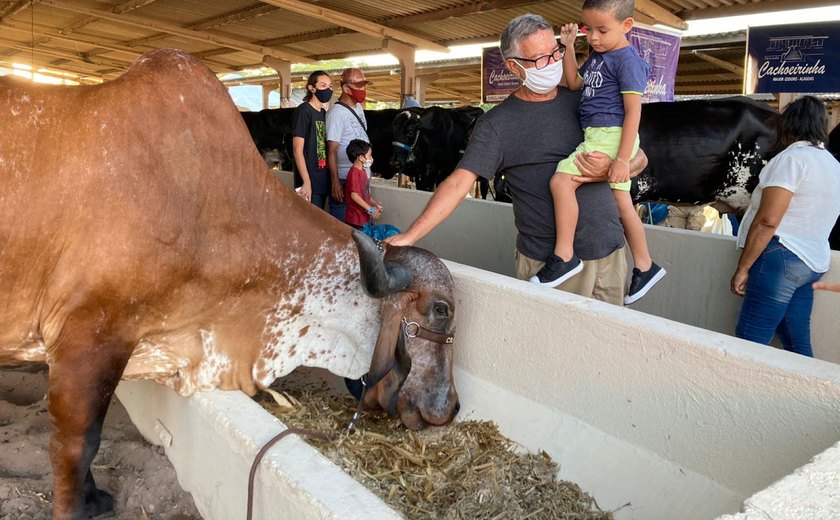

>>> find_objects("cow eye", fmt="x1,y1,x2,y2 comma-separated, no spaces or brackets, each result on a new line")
433,302,449,318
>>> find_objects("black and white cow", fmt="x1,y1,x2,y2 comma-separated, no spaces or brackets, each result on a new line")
632,96,779,212
390,106,486,193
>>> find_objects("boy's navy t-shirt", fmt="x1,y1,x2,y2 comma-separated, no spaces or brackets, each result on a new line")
579,46,649,129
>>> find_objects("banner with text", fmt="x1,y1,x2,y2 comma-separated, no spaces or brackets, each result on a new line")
746,21,840,93
481,46,521,103
628,25,681,103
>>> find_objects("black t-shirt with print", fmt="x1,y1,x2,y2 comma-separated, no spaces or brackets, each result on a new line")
291,102,330,195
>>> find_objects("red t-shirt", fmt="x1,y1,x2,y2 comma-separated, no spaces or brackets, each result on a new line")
344,166,372,226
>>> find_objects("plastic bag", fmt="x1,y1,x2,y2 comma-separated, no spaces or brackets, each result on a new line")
361,222,401,240
700,206,734,235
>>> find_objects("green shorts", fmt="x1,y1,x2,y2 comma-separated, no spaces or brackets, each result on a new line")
555,126,639,191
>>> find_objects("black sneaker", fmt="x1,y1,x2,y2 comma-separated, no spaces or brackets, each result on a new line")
625,263,667,305
529,254,583,288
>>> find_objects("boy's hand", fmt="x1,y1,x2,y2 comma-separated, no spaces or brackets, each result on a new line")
608,159,630,184
372,207,383,220
559,23,578,48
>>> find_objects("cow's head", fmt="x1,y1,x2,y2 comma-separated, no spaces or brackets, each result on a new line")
389,109,422,174
352,231,459,430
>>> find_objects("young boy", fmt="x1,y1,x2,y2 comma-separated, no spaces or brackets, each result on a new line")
344,139,382,230
529,0,666,305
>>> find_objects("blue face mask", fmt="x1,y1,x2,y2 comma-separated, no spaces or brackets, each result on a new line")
314,87,333,103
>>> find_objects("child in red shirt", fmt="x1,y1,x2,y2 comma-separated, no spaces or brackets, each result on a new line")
343,139,382,229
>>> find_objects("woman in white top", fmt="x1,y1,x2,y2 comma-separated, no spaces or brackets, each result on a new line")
730,96,840,357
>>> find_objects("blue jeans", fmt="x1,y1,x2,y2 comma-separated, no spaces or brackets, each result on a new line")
328,179,346,221
736,237,823,357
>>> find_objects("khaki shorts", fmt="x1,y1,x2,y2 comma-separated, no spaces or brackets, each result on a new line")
515,247,627,306
555,126,639,192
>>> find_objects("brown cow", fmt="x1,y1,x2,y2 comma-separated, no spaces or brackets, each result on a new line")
0,49,459,519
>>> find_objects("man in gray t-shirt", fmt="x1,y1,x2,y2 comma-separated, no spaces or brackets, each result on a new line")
386,14,647,305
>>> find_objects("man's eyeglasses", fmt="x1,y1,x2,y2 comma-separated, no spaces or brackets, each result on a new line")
510,46,565,69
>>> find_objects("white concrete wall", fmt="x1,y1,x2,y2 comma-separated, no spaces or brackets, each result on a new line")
445,261,840,519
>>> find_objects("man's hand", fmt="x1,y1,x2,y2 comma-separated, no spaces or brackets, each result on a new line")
572,151,611,183
331,179,344,202
385,233,414,246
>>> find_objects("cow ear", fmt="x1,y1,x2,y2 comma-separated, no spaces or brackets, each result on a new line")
366,293,410,386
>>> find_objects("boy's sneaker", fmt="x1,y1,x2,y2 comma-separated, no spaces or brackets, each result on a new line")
624,263,667,305
529,254,583,288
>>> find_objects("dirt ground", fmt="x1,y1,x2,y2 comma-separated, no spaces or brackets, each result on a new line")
0,366,203,520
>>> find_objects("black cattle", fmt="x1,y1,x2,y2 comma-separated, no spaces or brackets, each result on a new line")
365,108,419,180
390,106,486,193
240,108,295,170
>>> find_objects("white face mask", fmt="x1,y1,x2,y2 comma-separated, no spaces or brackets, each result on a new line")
363,159,373,169
513,58,563,94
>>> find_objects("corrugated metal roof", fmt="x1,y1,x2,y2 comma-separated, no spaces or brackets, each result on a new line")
0,0,833,100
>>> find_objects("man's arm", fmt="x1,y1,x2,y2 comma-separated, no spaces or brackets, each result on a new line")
573,148,648,183
385,168,479,246
326,140,343,201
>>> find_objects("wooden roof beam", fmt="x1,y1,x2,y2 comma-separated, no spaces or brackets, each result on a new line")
40,0,316,64
0,38,132,69
112,0,158,15
383,0,548,25
635,0,687,30
123,4,279,48
258,0,449,53
0,0,30,21
681,0,839,20
691,50,744,75
1,20,237,72
0,57,105,81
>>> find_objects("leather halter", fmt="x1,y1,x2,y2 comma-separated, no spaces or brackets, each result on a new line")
347,317,455,431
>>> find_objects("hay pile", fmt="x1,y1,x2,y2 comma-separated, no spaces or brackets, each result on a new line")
256,384,614,520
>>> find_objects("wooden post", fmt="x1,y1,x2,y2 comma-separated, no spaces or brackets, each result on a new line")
416,73,439,107
263,56,292,106
776,92,797,112
382,38,416,105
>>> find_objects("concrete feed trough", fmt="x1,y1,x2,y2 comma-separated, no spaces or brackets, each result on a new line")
117,258,840,519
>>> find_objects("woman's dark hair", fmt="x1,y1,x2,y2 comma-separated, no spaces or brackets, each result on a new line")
303,70,330,102
774,95,829,152
346,139,371,163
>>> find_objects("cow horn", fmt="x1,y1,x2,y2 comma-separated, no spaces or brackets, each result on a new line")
352,230,412,297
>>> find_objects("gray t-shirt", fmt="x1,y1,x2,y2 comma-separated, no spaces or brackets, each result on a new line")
458,88,625,261
325,102,369,180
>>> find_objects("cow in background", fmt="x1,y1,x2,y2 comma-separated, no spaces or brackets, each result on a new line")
240,107,295,170
365,108,421,180
391,106,486,194
1,49,459,519
632,96,778,213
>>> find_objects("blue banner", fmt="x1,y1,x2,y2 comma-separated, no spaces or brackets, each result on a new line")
746,21,840,93
628,26,681,103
